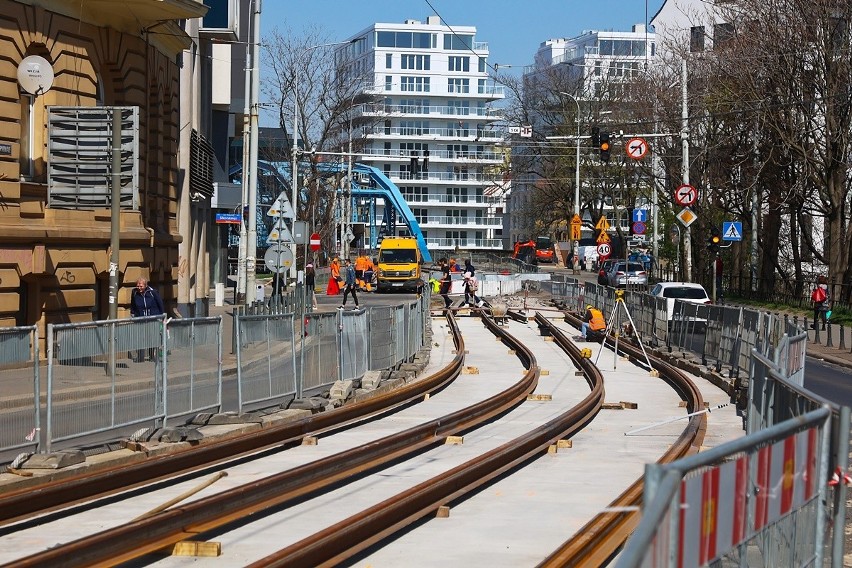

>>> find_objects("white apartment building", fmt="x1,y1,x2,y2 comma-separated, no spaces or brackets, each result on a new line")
338,16,506,255
508,25,655,246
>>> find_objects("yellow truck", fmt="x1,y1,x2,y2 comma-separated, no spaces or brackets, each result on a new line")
376,237,423,293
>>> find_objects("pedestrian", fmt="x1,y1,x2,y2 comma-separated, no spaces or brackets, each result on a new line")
439,258,452,309
579,304,606,340
464,259,476,277
305,263,318,310
363,256,375,292
327,257,341,295
271,272,286,297
462,271,483,307
811,275,830,330
130,277,165,362
339,258,359,310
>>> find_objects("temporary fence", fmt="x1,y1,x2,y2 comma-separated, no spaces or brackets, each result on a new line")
0,326,39,456
163,316,223,422
235,312,298,410
340,309,370,381
301,311,339,395
619,326,849,568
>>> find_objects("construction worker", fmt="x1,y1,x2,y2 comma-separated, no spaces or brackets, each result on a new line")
580,304,606,340
354,253,369,290
363,256,375,292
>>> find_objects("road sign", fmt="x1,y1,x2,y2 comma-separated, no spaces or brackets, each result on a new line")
215,213,241,224
266,224,294,245
267,192,295,219
570,224,582,241
596,231,611,244
722,221,743,241
632,221,646,235
264,244,294,273
595,216,610,231
597,243,612,258
632,209,648,223
676,207,697,228
520,125,532,138
571,213,582,225
625,137,648,160
309,232,322,251
674,184,698,206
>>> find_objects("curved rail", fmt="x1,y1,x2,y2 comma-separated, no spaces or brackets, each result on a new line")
537,311,707,567
9,313,543,567
244,313,605,567
0,313,460,527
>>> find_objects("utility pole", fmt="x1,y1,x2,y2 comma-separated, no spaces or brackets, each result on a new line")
237,47,251,304
245,0,262,302
681,59,692,281
108,108,121,320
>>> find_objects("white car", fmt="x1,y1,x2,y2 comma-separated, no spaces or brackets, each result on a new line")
650,282,711,330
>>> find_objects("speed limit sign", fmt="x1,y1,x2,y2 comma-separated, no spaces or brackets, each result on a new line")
597,243,612,259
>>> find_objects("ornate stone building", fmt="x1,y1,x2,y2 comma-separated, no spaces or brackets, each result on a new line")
0,0,207,332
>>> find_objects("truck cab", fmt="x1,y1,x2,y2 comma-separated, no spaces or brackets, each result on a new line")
376,237,423,292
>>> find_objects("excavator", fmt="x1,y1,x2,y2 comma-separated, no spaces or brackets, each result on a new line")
512,236,555,264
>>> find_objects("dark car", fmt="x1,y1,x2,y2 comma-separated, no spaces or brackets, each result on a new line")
597,259,616,285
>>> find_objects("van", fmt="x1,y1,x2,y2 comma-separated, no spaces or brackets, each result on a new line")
376,237,423,292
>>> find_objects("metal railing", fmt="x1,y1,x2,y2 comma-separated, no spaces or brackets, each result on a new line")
0,326,39,455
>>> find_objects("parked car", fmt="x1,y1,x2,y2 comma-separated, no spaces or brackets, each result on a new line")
606,261,648,288
650,282,711,330
597,259,617,285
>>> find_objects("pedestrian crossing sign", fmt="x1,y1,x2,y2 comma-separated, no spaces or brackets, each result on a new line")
722,221,743,241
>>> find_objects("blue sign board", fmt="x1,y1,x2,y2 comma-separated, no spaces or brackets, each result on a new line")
632,209,648,223
215,213,242,224
722,221,743,241
632,221,646,235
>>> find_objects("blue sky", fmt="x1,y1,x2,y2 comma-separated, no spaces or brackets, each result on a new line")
263,0,665,71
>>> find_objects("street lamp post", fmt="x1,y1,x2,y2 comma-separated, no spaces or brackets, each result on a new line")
559,92,582,272
292,39,358,278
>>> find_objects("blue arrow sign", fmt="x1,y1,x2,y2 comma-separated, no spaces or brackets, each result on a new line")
722,221,743,241
632,209,648,223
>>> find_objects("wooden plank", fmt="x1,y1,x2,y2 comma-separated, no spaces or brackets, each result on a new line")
171,541,221,557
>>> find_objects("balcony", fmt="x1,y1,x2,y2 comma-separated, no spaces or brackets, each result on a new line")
360,103,502,121
389,171,496,184
426,237,503,250
418,216,502,227
398,194,497,206
365,126,503,141
360,148,503,163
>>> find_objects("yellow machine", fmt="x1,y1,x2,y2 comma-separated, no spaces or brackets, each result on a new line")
376,237,423,293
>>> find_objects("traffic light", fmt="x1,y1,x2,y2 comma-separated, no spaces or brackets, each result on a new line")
599,131,611,163
591,126,600,147
707,226,721,253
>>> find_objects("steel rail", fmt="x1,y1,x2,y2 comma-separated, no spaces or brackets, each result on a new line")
537,311,707,567
8,312,542,568
245,313,605,568
0,314,461,527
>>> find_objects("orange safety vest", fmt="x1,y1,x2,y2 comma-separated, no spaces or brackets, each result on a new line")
330,261,340,279
355,256,368,271
588,308,606,331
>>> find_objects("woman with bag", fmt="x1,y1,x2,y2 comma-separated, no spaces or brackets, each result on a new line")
811,275,830,330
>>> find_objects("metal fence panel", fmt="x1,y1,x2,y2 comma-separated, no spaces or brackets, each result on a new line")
340,310,369,381
301,312,339,393
163,317,222,424
236,313,297,409
394,304,406,365
369,306,395,370
0,326,39,455
46,316,165,449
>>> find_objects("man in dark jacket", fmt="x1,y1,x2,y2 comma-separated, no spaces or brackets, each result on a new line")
130,278,165,362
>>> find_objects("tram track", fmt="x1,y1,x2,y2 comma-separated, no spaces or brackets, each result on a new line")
2,306,713,567
4,312,546,567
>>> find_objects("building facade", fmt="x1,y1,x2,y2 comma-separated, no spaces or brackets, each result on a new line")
0,0,207,335
339,16,506,255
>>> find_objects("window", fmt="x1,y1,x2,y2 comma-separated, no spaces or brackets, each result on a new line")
411,208,428,224
385,53,392,68
402,186,428,202
401,54,430,70
376,31,436,48
446,187,468,203
690,26,705,52
478,57,486,73
447,144,469,158
400,120,428,136
477,79,486,94
400,98,428,113
443,34,474,50
447,122,469,137
401,76,430,92
385,75,393,91
400,142,429,155
447,100,469,116
448,78,469,93
714,23,735,49
448,56,470,72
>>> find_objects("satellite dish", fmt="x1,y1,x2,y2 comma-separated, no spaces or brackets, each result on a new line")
17,55,54,95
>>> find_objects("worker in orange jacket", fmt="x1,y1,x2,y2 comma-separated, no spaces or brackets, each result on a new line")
327,257,341,295
354,254,369,290
580,304,606,340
